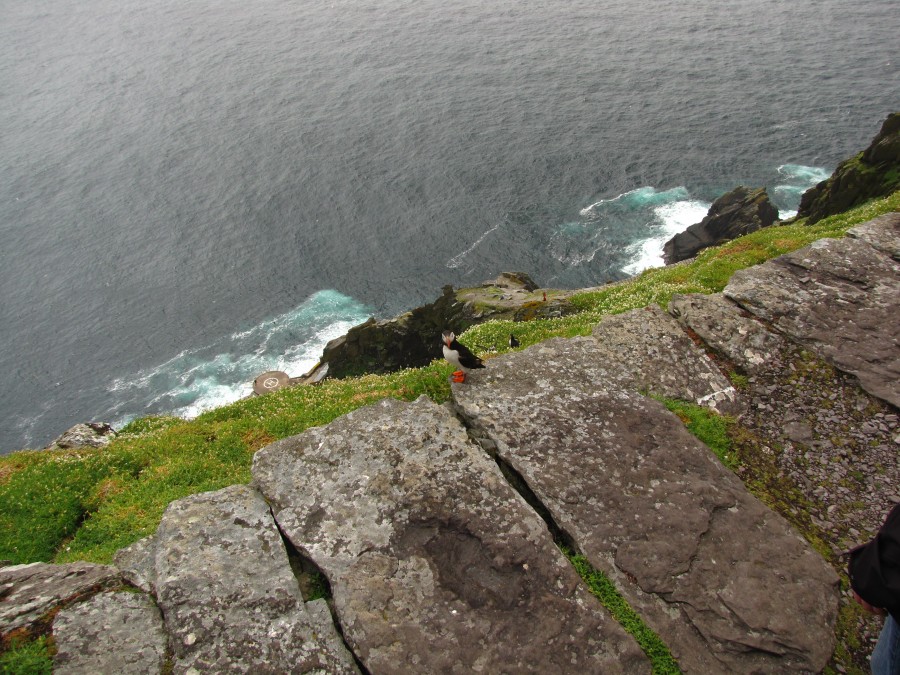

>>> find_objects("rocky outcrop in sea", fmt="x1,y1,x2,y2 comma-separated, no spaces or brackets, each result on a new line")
662,186,779,264
3,212,898,673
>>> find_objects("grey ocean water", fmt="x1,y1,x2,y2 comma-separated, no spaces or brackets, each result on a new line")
1,0,898,452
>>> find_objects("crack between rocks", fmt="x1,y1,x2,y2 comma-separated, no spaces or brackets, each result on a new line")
268,506,372,675
446,402,682,672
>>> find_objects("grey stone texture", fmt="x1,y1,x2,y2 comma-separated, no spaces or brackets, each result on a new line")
725,213,900,408
0,561,121,636
848,211,900,260
112,534,157,594
252,396,649,674
451,338,840,674
668,292,789,374
152,483,358,674
45,422,117,450
52,590,166,675
590,304,741,413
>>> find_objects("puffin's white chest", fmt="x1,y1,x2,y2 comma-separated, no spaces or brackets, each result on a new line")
442,344,463,370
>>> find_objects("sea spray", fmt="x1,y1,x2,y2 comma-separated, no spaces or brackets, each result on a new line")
105,290,372,427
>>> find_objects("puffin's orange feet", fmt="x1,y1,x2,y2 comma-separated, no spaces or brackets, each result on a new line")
451,371,466,383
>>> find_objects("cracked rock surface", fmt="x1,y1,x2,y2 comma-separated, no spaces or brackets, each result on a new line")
149,483,358,674
252,396,648,674
0,562,121,637
452,337,840,674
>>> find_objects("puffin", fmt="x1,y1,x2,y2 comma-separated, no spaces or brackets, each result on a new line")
509,334,520,348
442,330,484,383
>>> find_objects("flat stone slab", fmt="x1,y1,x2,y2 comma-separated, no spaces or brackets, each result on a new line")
725,218,900,408
591,305,740,413
53,590,166,674
0,562,121,636
668,293,789,374
847,211,900,259
151,484,358,674
252,396,648,674
452,340,840,674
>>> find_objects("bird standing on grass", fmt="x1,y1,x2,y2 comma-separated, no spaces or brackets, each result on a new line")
442,330,484,383
509,334,520,348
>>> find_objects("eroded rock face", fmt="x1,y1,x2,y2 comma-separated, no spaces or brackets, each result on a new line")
725,214,900,408
252,396,648,674
52,591,166,675
451,341,840,674
152,484,358,674
668,292,789,374
663,186,778,264
797,113,900,224
590,304,741,413
0,562,121,637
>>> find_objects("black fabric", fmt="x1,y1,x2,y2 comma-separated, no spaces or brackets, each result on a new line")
849,504,900,620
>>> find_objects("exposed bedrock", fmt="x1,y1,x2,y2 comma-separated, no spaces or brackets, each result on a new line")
450,336,840,674
724,212,900,408
114,484,359,674
252,396,648,674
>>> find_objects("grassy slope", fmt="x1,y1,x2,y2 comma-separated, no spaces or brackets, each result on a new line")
1,192,895,567
0,193,896,672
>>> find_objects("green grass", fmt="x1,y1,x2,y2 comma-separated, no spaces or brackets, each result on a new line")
657,398,737,470
0,192,896,569
566,551,681,674
0,637,52,675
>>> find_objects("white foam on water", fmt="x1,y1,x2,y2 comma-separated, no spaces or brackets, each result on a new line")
622,199,710,275
446,222,501,269
771,163,831,217
106,290,372,428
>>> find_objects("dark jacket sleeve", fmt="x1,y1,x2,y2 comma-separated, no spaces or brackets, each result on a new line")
849,504,900,619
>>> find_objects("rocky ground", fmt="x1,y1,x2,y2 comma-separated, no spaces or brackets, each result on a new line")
728,342,898,672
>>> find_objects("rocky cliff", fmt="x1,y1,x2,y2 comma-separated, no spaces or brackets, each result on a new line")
4,212,898,674
316,272,580,378
798,112,900,223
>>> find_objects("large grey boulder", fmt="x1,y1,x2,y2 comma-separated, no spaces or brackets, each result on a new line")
725,215,900,408
0,561,121,636
152,484,358,674
451,340,840,674
668,293,789,374
252,396,648,674
52,590,166,674
590,304,741,413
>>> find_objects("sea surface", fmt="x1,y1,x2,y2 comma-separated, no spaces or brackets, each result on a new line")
1,0,898,453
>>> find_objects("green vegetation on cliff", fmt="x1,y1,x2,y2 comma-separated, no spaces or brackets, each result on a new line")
1,191,896,568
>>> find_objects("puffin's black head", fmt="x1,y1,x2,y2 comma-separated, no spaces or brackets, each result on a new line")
442,330,455,346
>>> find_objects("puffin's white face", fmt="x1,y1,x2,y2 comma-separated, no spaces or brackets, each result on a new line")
442,331,455,346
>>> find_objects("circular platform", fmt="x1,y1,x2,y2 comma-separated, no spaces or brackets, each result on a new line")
253,370,290,396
